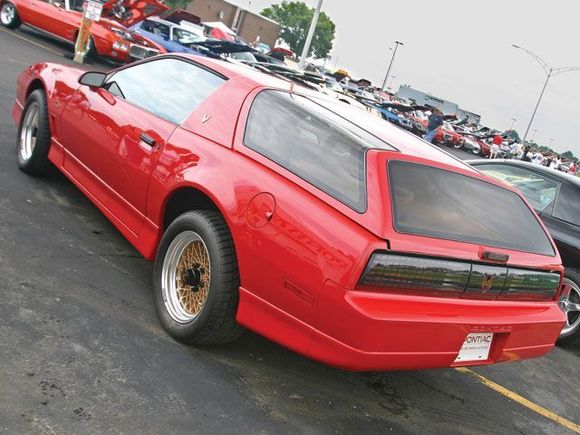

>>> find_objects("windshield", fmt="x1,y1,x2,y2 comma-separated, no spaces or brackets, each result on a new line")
474,164,560,213
229,51,257,62
172,28,204,44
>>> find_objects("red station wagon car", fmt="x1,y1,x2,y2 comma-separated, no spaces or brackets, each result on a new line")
0,0,167,62
12,55,566,371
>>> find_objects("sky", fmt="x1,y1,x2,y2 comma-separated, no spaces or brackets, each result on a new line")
243,0,580,156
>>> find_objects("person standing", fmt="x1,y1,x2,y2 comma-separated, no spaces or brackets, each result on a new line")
489,134,503,159
511,142,523,159
500,141,511,159
532,150,544,165
550,155,562,170
424,109,444,143
521,145,532,162
489,141,500,159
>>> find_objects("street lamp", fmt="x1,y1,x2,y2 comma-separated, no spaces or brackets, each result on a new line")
298,0,324,70
510,117,517,130
531,128,539,142
381,41,404,92
512,44,580,145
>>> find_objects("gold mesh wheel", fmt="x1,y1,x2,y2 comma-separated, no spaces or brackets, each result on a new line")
161,231,211,323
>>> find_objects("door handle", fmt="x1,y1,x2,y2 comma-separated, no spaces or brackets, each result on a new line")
139,132,156,147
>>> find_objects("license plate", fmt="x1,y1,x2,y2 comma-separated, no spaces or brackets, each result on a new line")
454,333,493,363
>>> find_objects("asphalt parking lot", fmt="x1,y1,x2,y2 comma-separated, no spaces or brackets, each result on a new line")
0,26,579,435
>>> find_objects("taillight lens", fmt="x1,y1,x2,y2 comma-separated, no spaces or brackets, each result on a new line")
359,252,561,301
499,268,562,301
359,254,470,296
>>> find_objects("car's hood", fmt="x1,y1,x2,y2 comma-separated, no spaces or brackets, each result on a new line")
102,0,168,27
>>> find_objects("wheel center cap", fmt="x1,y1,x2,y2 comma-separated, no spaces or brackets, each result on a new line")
182,268,201,289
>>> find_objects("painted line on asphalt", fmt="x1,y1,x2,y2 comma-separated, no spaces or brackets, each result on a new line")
456,367,580,434
0,27,63,56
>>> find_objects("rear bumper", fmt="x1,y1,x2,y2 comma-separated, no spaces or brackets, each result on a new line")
237,282,564,371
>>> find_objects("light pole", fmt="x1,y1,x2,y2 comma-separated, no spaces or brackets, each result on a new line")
512,44,580,145
531,128,539,143
298,0,323,70
381,41,404,92
388,74,397,89
510,117,517,130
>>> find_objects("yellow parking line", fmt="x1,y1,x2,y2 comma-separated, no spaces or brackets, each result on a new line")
0,27,62,56
456,367,580,434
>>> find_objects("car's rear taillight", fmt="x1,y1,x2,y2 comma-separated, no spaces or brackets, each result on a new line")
359,254,470,296
498,268,562,301
358,252,561,301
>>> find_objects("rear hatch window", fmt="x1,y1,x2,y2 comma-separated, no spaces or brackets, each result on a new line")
388,161,555,256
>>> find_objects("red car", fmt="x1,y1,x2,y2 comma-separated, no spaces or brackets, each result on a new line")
12,55,566,371
434,122,465,148
0,0,167,62
461,135,492,157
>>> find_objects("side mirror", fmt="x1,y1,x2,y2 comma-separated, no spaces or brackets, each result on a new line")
78,71,106,88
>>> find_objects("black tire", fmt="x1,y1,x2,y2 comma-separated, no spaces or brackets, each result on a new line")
153,211,243,345
16,89,52,175
0,1,21,29
557,268,580,345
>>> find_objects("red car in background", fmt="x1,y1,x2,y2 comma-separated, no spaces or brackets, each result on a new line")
12,54,565,371
434,121,465,147
0,0,167,62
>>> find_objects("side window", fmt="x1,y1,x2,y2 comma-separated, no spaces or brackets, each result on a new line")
244,90,389,212
105,58,225,124
153,22,170,39
141,20,154,32
475,164,560,213
69,0,84,11
554,183,580,226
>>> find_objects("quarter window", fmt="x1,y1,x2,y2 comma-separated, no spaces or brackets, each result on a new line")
244,90,390,212
105,58,225,124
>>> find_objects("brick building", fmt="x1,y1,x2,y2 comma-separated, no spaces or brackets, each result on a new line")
184,0,280,47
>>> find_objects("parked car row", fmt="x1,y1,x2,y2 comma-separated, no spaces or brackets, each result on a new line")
0,0,168,62
0,0,274,65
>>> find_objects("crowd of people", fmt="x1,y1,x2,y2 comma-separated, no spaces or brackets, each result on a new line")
422,111,577,175
487,132,576,174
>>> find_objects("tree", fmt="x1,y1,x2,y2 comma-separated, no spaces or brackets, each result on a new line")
165,0,189,9
505,129,521,143
261,1,336,59
561,150,575,160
